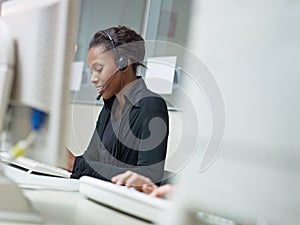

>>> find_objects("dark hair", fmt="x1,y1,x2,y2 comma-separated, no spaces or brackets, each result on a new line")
89,25,145,74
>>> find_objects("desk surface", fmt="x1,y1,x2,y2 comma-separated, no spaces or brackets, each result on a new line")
0,165,152,225
19,189,150,225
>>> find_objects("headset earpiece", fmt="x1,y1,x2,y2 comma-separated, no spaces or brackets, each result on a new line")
117,55,128,71
102,30,128,72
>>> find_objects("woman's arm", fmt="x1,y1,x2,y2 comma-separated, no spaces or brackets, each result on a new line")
135,96,169,183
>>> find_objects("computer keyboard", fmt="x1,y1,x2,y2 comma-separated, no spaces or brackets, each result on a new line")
0,151,71,178
3,164,80,191
79,176,174,222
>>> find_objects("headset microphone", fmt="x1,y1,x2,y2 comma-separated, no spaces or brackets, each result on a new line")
96,93,102,101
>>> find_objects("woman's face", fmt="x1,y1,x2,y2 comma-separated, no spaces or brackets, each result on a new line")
87,45,121,99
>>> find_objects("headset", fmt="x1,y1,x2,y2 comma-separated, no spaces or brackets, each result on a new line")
102,30,128,72
95,30,128,100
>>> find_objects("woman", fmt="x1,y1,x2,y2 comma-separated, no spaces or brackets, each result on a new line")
71,26,169,185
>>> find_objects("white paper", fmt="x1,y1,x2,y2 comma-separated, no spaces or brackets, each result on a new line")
70,61,84,91
144,56,177,94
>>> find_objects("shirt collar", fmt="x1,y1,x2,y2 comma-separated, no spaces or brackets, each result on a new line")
123,77,149,107
103,77,150,110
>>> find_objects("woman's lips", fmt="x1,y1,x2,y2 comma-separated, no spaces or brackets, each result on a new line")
97,86,104,94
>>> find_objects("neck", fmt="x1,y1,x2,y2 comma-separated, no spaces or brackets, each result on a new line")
115,69,137,117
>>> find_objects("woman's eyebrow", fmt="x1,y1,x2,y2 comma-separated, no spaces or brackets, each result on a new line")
89,61,103,69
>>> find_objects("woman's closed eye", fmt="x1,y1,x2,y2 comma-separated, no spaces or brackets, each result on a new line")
93,66,103,75
89,63,103,76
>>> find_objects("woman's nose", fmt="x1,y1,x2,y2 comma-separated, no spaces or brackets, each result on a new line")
90,72,98,84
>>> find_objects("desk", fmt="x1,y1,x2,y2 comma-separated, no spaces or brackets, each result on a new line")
0,165,152,225
10,189,151,225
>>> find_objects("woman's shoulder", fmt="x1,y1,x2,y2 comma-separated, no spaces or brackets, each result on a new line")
127,79,166,107
136,91,168,118
140,89,167,107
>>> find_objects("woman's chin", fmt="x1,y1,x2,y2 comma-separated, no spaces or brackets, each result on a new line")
101,92,113,100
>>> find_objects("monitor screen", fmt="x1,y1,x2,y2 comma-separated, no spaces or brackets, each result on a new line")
0,0,80,168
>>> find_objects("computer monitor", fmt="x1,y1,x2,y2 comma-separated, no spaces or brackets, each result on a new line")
157,36,300,225
163,147,300,225
0,0,81,168
0,19,14,135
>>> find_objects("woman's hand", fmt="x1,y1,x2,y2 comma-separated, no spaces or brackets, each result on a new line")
111,171,157,193
149,184,174,198
66,148,75,172
112,171,176,198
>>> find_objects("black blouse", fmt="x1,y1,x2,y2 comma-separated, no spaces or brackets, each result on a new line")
71,78,169,184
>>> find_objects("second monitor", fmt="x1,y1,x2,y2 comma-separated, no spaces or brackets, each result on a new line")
0,0,81,168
